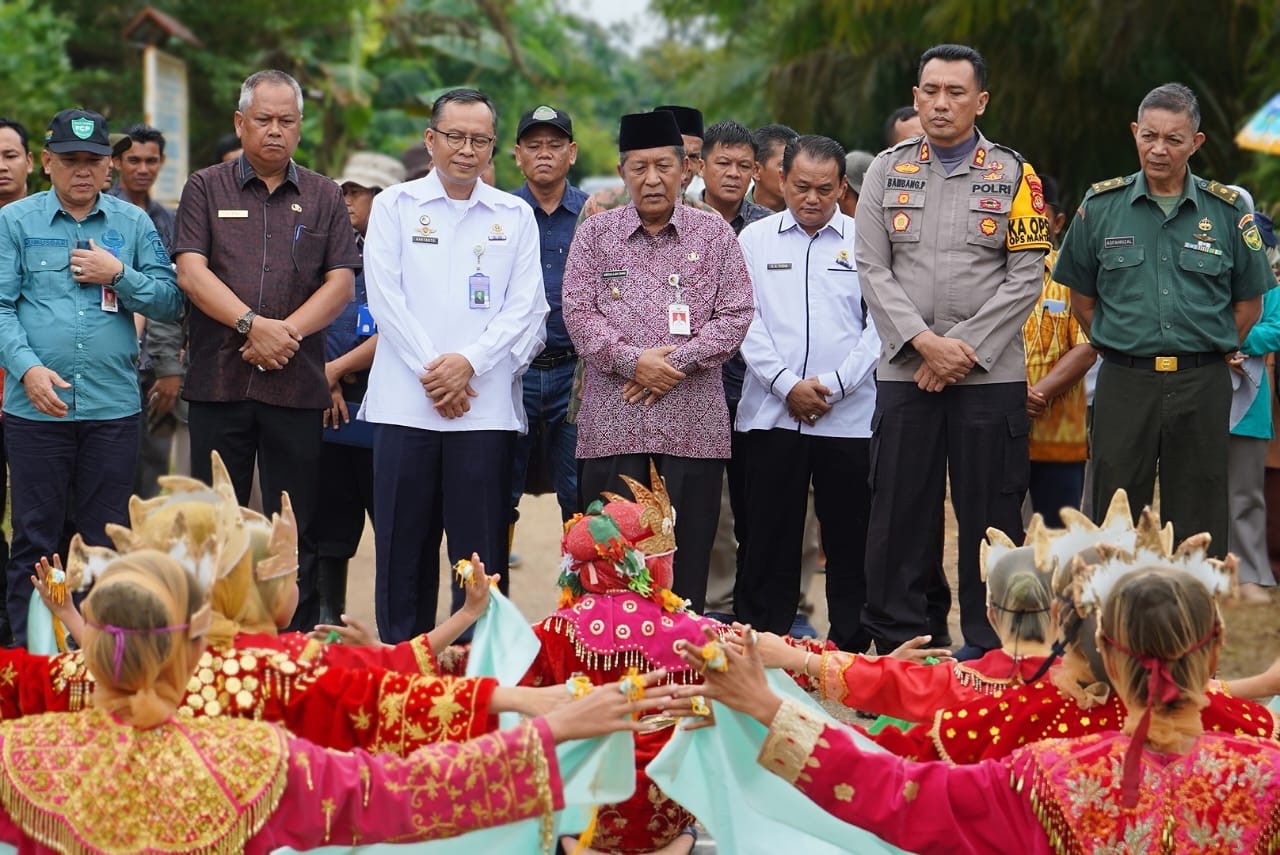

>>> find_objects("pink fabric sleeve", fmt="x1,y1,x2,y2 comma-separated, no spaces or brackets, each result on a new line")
759,699,1042,855
253,717,563,850
821,653,980,721
667,225,754,374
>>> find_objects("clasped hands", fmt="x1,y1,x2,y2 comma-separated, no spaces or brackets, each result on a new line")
419,353,477,419
911,331,976,392
622,346,686,406
240,316,302,371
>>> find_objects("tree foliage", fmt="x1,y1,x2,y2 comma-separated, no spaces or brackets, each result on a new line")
649,0,1280,209
10,0,653,186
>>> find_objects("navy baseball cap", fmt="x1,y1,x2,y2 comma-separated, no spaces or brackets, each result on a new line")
45,109,112,155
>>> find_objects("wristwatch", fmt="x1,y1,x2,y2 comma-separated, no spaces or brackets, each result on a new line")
235,310,258,335
109,263,125,287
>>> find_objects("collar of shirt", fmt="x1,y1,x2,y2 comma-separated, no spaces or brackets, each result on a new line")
776,207,848,240
236,154,300,190
106,184,169,220
513,181,587,217
390,167,522,214
1126,167,1200,211
41,187,104,225
619,199,693,240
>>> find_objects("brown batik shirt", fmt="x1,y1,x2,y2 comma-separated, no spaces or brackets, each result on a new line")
173,156,361,409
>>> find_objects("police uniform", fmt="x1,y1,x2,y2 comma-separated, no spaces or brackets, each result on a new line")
856,132,1050,651
1053,171,1273,555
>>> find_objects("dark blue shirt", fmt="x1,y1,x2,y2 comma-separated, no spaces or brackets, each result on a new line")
324,233,372,399
512,181,587,352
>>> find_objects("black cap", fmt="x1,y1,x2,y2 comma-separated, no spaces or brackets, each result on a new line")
516,105,573,142
45,109,111,155
618,111,684,153
654,105,704,140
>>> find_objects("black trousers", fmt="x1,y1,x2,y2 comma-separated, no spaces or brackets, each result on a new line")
188,400,323,632
6,415,138,645
373,426,512,643
736,429,872,651
579,453,723,613
862,380,1028,651
311,441,375,561
1090,359,1230,555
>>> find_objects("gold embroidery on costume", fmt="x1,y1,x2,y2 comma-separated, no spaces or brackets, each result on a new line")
381,720,550,845
834,783,855,802
902,781,919,802
295,752,314,791
0,707,287,854
757,699,826,785
410,634,438,676
321,798,336,842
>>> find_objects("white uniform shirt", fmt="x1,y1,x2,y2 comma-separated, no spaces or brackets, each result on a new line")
361,169,549,432
736,209,879,437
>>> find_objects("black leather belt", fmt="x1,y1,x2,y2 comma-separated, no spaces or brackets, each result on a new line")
1102,350,1223,372
530,349,577,370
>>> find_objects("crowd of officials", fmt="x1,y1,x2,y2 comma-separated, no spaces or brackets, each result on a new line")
0,40,1274,664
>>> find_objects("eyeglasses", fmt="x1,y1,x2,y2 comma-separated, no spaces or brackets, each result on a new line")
432,128,495,152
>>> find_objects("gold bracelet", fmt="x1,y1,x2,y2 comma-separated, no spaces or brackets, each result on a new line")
1220,680,1232,697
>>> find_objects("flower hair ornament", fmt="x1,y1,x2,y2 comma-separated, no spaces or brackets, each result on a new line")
1070,526,1237,807
558,462,685,611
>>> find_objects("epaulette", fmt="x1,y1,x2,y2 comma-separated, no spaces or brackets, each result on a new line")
1089,176,1131,195
988,141,1028,166
1200,180,1243,209
877,135,923,158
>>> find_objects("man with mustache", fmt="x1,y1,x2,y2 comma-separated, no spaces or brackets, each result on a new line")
0,108,182,645
1053,82,1273,559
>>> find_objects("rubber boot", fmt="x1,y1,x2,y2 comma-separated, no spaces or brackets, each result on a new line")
316,557,349,628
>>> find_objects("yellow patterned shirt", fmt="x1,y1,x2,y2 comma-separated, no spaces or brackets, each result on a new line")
1023,248,1089,461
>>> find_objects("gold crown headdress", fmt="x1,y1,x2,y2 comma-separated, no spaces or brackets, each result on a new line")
601,460,676,557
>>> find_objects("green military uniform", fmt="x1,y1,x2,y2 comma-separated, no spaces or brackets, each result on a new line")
1053,169,1273,554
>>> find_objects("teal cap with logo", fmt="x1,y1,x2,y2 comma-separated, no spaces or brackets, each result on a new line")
45,108,112,155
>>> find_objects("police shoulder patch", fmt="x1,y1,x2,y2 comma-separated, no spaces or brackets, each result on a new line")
1089,176,1131,195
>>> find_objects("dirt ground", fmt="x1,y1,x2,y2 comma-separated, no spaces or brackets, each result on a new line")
344,491,1280,685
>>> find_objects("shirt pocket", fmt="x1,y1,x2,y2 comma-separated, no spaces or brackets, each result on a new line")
1176,248,1227,306
23,246,70,277
290,225,329,282
885,192,925,243
1098,246,1146,302
966,196,1009,249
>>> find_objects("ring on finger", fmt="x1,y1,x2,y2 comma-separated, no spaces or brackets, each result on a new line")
256,364,267,372
71,265,83,275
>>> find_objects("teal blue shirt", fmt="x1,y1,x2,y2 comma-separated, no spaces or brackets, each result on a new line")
0,190,183,421
1234,287,1280,439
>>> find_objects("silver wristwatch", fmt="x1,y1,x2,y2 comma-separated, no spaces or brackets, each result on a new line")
235,310,258,335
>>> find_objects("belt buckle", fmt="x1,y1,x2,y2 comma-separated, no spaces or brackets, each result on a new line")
1154,356,1178,372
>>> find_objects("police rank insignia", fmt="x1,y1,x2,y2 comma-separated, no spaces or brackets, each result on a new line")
897,192,912,205
893,162,921,174
835,250,852,270
892,211,911,232
979,198,1001,211
972,147,986,167
1198,217,1213,232
488,223,507,241
981,171,1005,181
979,217,998,236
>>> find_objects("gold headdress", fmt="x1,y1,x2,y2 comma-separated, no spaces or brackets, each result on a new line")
64,453,299,639
602,460,676,557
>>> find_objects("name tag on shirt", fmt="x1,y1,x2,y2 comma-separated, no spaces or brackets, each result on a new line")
602,270,627,279
766,263,792,270
470,273,491,309
101,286,119,313
668,303,691,336
217,209,249,218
